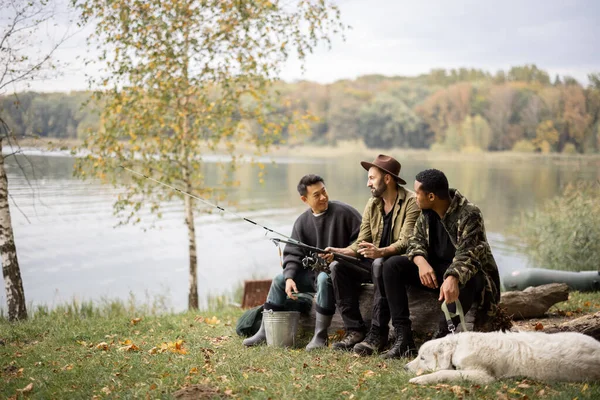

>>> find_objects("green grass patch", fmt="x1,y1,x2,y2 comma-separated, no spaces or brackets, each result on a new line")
1,293,599,399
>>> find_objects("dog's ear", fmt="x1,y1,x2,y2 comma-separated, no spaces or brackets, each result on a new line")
434,341,455,370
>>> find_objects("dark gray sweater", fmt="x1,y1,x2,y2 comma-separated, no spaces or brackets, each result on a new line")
282,201,362,284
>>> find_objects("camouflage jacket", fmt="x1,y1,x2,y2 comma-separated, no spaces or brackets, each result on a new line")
406,189,501,325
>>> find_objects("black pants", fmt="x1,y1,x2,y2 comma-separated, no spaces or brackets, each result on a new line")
380,255,483,329
330,258,373,332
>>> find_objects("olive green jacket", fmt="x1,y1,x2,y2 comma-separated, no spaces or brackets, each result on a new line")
406,189,501,324
349,186,420,255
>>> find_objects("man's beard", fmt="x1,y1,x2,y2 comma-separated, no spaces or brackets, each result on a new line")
371,184,386,198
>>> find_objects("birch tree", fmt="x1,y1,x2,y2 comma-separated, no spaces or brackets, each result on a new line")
75,0,345,309
1,0,71,320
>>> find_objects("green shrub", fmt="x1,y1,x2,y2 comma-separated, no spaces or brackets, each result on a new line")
514,181,600,271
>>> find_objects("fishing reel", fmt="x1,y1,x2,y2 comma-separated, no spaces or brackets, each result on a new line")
302,252,330,274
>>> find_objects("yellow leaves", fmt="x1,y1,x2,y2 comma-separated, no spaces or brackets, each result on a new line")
118,339,140,352
148,340,187,355
62,364,74,371
96,342,110,351
363,370,376,378
130,317,142,325
195,315,221,325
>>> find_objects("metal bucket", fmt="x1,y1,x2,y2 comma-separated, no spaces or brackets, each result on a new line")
262,310,300,348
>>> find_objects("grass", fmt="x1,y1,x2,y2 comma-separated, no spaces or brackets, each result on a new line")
1,293,600,399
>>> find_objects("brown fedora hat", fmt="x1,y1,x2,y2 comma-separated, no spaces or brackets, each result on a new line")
360,154,407,185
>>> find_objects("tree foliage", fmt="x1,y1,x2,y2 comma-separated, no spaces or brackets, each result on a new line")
73,0,345,309
4,65,600,154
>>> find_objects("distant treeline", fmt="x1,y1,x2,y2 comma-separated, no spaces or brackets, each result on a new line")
2,64,600,154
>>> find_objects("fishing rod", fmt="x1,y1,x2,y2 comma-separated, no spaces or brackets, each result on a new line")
120,166,364,269
120,165,303,245
269,237,366,269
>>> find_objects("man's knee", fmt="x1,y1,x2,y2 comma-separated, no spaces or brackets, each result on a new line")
371,257,385,280
272,273,286,289
329,261,341,280
316,271,331,289
382,255,414,278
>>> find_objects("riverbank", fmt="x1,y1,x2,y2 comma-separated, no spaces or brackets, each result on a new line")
1,292,599,399
13,137,600,166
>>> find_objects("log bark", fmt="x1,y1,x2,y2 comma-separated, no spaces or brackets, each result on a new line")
299,284,478,336
543,311,600,341
499,283,569,320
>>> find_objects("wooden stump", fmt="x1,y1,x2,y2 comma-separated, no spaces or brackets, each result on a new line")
299,283,478,336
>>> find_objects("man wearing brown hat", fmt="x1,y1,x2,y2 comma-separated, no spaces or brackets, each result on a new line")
324,154,420,353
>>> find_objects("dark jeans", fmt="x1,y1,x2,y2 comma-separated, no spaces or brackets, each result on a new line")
381,255,483,329
330,258,373,332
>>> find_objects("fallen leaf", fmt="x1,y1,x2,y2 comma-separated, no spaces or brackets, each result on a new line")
149,384,157,390
536,389,546,396
118,344,140,352
363,370,375,377
189,367,199,375
62,364,74,371
131,317,142,325
17,383,33,393
101,387,111,395
96,342,109,351
582,383,589,392
224,389,233,395
518,383,531,389
496,391,508,400
534,322,544,331
313,374,325,380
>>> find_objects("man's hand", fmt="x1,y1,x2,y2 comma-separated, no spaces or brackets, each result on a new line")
318,252,334,264
324,246,355,258
417,262,438,289
285,279,299,300
357,241,383,259
439,276,460,303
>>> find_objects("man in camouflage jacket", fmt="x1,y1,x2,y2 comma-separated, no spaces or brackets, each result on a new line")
380,168,501,359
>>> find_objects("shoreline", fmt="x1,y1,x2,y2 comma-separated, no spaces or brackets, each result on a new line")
12,137,600,165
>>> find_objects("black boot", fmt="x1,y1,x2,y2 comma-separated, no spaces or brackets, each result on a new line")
380,325,416,359
353,324,389,356
331,330,365,351
242,320,266,347
306,313,333,351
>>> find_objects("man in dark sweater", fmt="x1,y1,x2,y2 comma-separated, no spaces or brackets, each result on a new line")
243,174,364,350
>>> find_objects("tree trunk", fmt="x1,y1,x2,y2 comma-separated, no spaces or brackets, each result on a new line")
0,141,27,320
184,191,198,310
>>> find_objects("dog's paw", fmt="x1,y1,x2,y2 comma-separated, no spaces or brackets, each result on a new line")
409,376,430,385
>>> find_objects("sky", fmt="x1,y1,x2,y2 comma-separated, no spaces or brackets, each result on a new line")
7,0,600,93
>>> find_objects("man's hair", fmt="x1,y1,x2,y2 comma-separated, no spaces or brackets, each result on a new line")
297,174,325,196
415,169,449,200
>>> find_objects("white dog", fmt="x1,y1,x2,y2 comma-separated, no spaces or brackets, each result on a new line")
406,331,600,385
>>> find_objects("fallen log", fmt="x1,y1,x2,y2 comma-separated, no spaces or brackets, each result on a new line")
543,311,600,341
499,283,570,320
299,284,479,336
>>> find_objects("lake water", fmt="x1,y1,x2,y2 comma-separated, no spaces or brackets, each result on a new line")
2,151,599,312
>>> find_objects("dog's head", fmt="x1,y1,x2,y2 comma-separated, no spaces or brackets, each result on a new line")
405,337,457,374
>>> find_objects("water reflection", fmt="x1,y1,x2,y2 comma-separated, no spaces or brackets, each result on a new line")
2,152,598,312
